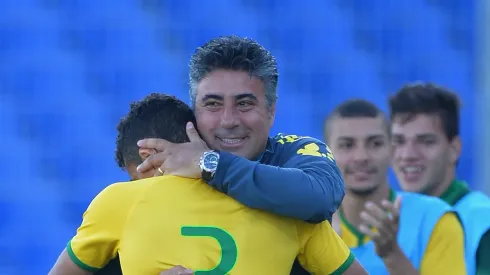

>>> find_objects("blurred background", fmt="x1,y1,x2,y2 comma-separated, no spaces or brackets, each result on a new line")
0,0,489,273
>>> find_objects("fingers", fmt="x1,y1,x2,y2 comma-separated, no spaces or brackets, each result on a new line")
138,148,157,161
185,122,202,143
360,210,383,229
154,166,164,177
359,224,380,239
137,151,169,173
137,138,171,151
360,201,398,239
159,265,194,275
381,197,401,223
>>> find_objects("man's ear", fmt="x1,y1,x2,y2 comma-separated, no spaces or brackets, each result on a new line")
139,148,157,160
449,136,462,165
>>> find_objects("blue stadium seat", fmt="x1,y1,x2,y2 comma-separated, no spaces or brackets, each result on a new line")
0,1,477,273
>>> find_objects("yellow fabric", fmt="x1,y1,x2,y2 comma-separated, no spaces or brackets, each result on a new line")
69,176,353,274
340,212,466,274
419,212,466,275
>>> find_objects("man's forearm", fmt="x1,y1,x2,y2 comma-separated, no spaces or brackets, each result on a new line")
383,247,419,275
207,151,344,222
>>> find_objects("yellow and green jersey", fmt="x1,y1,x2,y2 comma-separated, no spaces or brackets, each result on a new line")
68,175,354,274
338,189,466,274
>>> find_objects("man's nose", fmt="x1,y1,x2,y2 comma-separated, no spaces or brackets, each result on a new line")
352,146,369,162
220,106,240,129
396,142,420,160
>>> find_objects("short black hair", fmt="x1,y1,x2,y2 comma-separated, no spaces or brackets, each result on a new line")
324,99,389,139
188,35,278,109
115,93,196,169
389,83,460,141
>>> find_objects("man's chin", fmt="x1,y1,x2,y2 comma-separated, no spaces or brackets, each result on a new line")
347,185,379,196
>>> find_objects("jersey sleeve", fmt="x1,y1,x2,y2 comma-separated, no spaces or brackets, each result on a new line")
67,182,135,272
208,134,345,223
420,212,466,275
297,220,355,274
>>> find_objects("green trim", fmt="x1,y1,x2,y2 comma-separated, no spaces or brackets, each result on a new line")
339,188,396,246
330,251,355,275
338,208,365,247
389,188,396,202
439,180,471,206
66,240,100,272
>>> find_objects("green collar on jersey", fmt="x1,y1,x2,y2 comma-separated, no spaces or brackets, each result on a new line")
439,179,471,206
339,188,396,247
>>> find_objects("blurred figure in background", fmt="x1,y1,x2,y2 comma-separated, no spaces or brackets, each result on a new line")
323,99,466,275
390,83,490,275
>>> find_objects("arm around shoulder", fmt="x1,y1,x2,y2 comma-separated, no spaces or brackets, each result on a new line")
208,136,345,222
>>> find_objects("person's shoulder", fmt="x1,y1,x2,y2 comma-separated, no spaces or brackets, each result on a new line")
272,133,325,148
271,133,328,154
399,191,451,208
458,191,490,208
271,133,334,161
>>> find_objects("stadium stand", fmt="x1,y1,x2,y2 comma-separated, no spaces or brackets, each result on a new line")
0,0,475,273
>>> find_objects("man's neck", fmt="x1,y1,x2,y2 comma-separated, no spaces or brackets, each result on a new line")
341,181,391,229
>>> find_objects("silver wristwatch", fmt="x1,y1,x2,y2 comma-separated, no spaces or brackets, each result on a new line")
199,150,220,181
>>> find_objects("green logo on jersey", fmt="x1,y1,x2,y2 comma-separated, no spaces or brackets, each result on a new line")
180,226,238,275
181,226,237,274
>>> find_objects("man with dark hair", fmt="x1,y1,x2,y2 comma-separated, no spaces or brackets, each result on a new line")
137,35,345,224
390,83,490,275
93,93,197,275
319,99,466,275
49,93,366,275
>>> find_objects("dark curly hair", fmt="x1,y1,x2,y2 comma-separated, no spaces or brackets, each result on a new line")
115,93,196,169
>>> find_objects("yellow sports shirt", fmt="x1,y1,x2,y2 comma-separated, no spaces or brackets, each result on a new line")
68,176,354,274
338,190,466,274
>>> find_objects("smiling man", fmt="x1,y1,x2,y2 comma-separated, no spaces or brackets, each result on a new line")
137,35,345,223
48,94,365,275
319,99,466,275
390,83,490,275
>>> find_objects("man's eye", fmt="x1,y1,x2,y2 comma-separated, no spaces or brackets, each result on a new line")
205,102,220,107
238,101,253,107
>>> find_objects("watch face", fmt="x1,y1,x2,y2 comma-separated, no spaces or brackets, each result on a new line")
204,153,219,170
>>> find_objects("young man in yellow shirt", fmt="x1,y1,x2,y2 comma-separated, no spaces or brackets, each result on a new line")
389,83,490,275
323,99,466,275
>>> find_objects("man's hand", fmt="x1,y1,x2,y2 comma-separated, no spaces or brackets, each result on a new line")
137,122,209,178
159,265,194,275
358,196,402,258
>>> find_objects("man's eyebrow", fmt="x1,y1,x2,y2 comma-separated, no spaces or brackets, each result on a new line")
416,133,438,139
201,94,224,101
235,93,257,101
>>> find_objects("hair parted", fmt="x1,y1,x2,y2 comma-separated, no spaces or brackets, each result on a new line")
115,93,196,169
188,35,279,110
389,82,460,140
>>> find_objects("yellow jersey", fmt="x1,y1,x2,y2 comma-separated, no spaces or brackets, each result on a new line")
68,176,354,274
338,191,466,274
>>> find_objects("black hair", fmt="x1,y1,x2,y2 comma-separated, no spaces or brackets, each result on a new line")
188,35,279,109
389,83,460,140
115,93,196,169
324,99,390,139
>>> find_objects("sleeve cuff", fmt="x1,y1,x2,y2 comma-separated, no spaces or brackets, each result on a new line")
66,240,100,272
330,251,355,275
206,151,237,192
